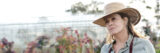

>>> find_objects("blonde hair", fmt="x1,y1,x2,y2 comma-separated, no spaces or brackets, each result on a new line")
105,13,145,44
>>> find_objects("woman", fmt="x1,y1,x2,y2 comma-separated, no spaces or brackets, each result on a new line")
93,2,155,53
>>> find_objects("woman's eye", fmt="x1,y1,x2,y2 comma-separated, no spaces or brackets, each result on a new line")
112,17,115,21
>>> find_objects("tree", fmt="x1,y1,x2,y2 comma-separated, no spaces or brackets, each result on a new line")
131,0,160,25
155,0,160,25
66,0,103,15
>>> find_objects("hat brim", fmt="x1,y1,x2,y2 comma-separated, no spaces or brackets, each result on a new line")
93,8,141,27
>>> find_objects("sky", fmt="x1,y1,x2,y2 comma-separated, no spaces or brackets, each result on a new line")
0,0,157,25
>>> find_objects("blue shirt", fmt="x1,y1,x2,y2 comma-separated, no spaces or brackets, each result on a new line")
100,34,156,53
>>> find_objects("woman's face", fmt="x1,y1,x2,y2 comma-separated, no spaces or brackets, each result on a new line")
105,14,128,35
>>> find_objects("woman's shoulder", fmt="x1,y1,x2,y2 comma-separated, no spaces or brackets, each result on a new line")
134,37,152,45
101,44,110,53
133,37,155,53
101,44,110,49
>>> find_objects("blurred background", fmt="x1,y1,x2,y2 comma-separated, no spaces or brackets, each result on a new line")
0,0,160,53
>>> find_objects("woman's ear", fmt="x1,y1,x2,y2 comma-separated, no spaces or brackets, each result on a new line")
123,17,128,25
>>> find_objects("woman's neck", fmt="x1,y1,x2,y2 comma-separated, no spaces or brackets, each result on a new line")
113,28,129,44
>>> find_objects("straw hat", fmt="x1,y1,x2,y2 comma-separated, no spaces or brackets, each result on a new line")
93,2,141,27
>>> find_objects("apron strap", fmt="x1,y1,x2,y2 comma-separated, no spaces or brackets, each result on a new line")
129,36,134,53
108,36,134,53
109,48,112,53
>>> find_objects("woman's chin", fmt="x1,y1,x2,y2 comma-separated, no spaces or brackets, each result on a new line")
109,31,118,35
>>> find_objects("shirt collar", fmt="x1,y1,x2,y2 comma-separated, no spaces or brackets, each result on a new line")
108,33,134,48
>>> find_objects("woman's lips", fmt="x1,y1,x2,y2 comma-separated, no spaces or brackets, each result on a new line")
109,27,114,30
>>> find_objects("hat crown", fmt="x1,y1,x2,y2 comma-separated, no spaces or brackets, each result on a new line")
104,2,125,15
93,2,141,27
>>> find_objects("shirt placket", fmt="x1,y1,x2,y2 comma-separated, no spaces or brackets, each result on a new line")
109,34,133,53
119,46,129,53
119,34,133,53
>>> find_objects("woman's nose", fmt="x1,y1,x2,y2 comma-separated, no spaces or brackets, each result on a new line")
108,21,113,26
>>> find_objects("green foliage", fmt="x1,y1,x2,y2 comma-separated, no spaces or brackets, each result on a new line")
146,6,152,9
156,49,160,53
66,1,103,15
